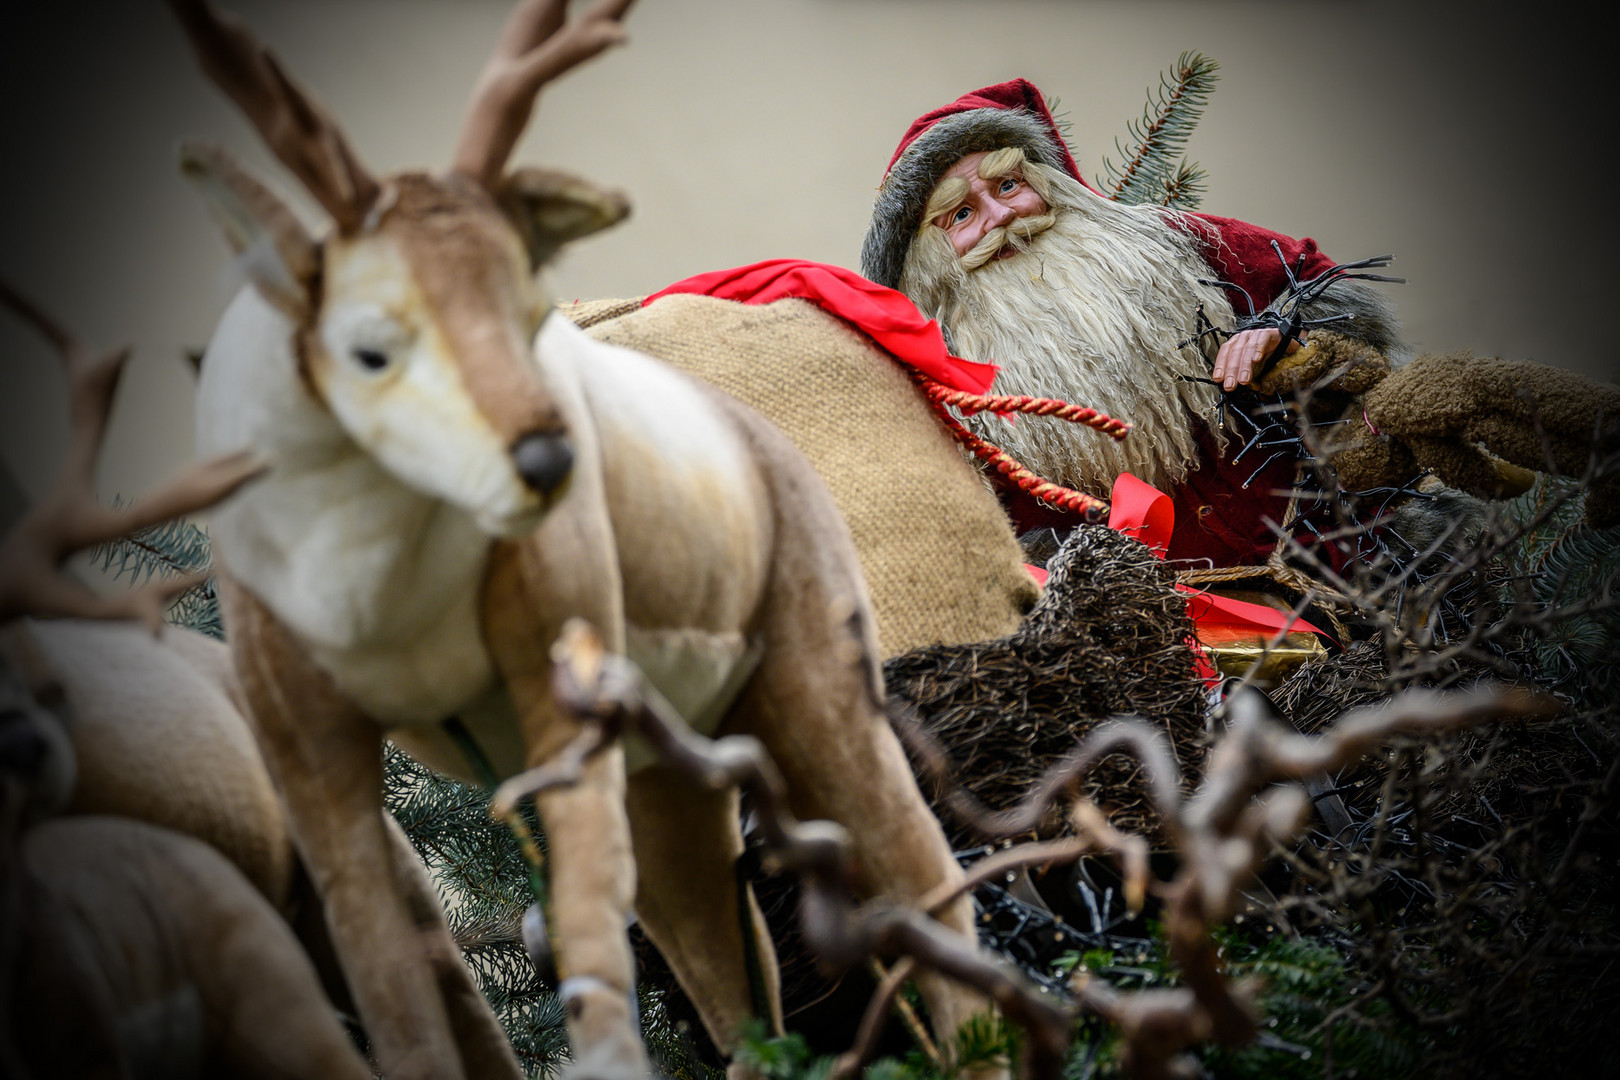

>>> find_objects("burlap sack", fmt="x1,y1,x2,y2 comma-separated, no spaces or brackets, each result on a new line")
559,294,1039,657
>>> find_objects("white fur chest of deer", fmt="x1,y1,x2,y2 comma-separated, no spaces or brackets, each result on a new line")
198,289,772,773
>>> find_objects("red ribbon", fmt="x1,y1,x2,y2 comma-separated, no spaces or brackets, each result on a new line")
646,259,999,396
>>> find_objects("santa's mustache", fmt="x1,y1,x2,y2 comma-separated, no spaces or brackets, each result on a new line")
960,211,1059,271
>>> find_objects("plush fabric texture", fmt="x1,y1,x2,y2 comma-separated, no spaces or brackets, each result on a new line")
559,294,1041,656
10,620,295,908
882,78,1083,178
1250,328,1393,399
1335,352,1620,528
15,817,375,1080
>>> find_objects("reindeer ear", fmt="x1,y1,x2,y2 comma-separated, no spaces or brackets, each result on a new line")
178,140,318,319
498,167,631,269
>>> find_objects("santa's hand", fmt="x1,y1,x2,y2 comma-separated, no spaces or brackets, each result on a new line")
1212,327,1304,391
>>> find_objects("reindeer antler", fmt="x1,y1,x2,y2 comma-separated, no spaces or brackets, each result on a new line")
0,279,265,631
167,0,380,234
452,0,636,188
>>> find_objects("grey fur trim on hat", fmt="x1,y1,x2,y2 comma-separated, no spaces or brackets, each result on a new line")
860,107,1072,290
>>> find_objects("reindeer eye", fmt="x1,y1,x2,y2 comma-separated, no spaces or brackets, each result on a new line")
351,347,391,372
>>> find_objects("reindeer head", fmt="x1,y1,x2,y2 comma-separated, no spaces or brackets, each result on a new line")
172,0,632,537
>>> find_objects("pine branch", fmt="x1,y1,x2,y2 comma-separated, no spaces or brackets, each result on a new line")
382,744,575,1075
165,577,225,639
1101,51,1220,208
1157,159,1210,211
1492,476,1620,704
86,513,224,637
90,514,215,584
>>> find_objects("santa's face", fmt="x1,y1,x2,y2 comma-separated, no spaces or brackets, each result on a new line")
930,151,1050,257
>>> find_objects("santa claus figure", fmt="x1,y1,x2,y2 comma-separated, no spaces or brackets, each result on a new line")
860,79,1404,568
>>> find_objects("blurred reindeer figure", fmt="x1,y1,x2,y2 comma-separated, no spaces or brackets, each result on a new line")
0,278,296,905
169,1,997,1077
0,280,381,1078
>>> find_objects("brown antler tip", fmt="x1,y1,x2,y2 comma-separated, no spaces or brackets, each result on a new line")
453,0,636,188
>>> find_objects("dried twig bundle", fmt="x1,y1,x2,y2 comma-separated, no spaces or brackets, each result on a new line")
886,525,1208,846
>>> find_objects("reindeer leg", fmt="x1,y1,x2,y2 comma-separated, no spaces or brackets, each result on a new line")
220,579,468,1080
733,632,995,1067
483,531,645,1080
383,815,526,1080
165,841,376,1080
528,742,646,1080
711,407,999,1068
626,764,783,1057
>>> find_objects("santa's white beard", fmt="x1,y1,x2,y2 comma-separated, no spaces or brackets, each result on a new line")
901,191,1235,497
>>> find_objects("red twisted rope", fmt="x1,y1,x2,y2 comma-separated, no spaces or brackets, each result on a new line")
911,372,1127,521
919,381,1133,439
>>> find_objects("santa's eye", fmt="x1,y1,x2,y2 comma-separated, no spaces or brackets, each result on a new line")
999,176,1021,194
950,204,973,225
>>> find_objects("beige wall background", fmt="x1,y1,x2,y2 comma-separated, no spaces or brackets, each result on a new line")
2,0,1615,510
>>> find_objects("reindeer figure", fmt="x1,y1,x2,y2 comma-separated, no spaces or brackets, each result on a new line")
171,2,994,1077
0,278,296,908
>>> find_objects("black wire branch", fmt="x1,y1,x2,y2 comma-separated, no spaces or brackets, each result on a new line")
1180,248,1405,365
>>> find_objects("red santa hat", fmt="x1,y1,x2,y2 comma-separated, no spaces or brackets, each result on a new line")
859,78,1091,290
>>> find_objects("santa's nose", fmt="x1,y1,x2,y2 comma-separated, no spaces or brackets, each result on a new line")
985,198,1017,228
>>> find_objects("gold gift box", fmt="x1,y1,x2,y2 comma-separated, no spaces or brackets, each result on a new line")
1194,587,1327,687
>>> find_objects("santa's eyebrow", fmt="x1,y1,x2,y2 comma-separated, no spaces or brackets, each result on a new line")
924,175,971,222
977,146,1028,180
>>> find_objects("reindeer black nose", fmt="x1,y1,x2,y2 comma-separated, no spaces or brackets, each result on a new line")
512,430,574,497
